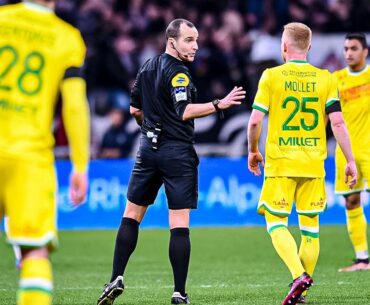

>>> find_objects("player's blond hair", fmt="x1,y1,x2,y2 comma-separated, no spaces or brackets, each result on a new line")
283,22,312,52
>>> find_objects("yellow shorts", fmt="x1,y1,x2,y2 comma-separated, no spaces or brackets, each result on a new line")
258,177,326,216
335,150,370,195
0,158,57,248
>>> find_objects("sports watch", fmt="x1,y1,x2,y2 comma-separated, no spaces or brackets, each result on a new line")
211,99,224,119
212,99,221,111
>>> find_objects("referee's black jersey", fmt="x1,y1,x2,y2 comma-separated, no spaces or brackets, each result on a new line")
130,53,197,143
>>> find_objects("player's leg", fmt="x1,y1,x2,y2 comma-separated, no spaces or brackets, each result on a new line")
266,211,305,279
296,214,319,304
298,214,320,277
266,211,313,305
260,177,313,305
339,192,369,271
18,247,52,305
4,216,22,268
335,151,369,271
294,177,325,303
340,154,370,271
295,177,325,277
258,177,304,278
5,161,57,305
0,162,13,265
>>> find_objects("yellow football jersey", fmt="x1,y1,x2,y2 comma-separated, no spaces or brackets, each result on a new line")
0,2,86,165
253,60,339,177
334,65,370,153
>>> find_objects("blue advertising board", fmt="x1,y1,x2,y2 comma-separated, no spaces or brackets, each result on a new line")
56,157,369,229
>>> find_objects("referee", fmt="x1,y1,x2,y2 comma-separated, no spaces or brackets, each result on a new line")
97,18,245,305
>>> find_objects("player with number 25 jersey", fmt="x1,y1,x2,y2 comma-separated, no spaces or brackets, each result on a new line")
247,23,356,305
252,60,338,216
253,61,338,179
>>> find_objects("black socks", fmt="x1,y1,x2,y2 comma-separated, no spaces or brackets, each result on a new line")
169,227,190,296
110,219,191,296
110,217,139,282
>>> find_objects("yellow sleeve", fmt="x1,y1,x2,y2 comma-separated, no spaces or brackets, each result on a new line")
326,72,339,108
61,77,90,173
64,28,86,69
252,69,270,113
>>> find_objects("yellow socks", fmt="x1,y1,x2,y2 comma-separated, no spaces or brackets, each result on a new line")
346,206,369,260
18,257,52,305
298,215,320,276
266,212,305,279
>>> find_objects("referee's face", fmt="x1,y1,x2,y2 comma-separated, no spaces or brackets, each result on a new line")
344,39,368,71
175,24,199,62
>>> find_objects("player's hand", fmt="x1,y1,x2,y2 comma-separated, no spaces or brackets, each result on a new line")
69,172,88,205
345,160,357,189
219,86,246,109
248,151,264,176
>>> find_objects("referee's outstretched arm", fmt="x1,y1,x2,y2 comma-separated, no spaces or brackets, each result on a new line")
182,86,246,120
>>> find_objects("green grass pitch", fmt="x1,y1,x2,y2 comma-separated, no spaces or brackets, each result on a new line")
1,226,370,304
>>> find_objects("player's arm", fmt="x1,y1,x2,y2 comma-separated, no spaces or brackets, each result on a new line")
327,72,357,188
59,29,90,205
61,71,90,204
247,109,265,176
327,103,357,188
247,69,270,176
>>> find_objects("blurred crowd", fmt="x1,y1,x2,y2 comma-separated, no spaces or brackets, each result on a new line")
2,0,370,158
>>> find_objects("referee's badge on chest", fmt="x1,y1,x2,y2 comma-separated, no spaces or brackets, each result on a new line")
175,86,187,101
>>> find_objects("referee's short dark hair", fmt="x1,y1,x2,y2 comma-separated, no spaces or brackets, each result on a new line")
166,19,195,40
345,32,368,49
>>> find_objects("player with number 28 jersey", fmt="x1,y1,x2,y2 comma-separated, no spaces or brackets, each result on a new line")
0,2,89,305
0,2,86,165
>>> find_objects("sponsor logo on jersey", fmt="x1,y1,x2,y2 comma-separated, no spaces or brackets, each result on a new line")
340,82,370,101
279,137,320,147
310,197,325,208
273,198,289,208
174,86,187,101
171,73,189,87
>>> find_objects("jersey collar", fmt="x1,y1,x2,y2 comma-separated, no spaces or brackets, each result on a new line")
347,64,369,75
287,59,309,64
24,1,53,13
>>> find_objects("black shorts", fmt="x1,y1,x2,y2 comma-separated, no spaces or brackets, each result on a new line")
127,137,199,210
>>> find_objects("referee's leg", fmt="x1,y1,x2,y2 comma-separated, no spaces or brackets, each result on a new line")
97,201,147,305
169,209,191,300
110,201,147,282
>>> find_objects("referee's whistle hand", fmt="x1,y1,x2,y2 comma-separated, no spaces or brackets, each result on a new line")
70,172,88,205
219,86,246,109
